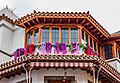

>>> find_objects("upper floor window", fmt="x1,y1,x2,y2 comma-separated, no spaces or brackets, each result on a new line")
71,28,78,43
98,44,101,54
104,45,112,59
86,33,88,45
28,31,32,45
90,37,92,48
62,28,68,43
82,30,84,40
119,50,120,59
52,28,59,43
94,41,96,51
34,29,39,44
42,27,49,42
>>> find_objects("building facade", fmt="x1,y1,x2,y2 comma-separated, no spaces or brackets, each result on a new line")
0,8,120,83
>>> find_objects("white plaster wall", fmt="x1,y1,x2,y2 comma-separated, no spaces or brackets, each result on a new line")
107,59,120,73
0,26,13,53
116,60,120,72
0,53,11,64
0,26,3,49
12,26,25,52
0,69,95,83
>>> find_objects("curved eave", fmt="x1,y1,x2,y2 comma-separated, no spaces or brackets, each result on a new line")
15,11,110,42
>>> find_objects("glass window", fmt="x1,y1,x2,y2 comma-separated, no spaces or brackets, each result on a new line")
52,28,59,43
86,33,88,45
34,29,39,44
104,45,112,60
94,41,96,51
42,27,49,42
82,30,84,40
90,37,92,48
98,44,101,54
62,28,68,43
119,50,120,59
28,31,32,45
71,28,78,43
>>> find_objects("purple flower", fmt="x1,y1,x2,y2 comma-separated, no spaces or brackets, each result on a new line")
62,43,67,54
46,42,52,54
55,42,60,54
14,51,17,60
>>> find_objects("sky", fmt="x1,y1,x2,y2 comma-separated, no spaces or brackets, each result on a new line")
0,0,120,34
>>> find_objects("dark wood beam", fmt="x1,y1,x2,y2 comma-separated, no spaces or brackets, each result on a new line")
90,29,97,33
36,18,40,24
76,18,79,23
44,18,46,23
68,18,70,23
87,26,94,30
81,19,86,25
83,22,91,26
94,32,101,36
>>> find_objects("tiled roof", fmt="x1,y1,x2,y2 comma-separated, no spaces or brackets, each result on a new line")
0,54,120,82
15,11,110,37
0,14,15,24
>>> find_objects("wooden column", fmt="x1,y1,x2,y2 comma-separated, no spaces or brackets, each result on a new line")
92,38,94,51
49,26,52,43
32,31,34,44
59,26,62,43
77,25,82,43
68,26,71,43
112,42,117,58
38,27,41,43
84,31,86,45
96,42,98,53
101,46,105,59
78,28,82,43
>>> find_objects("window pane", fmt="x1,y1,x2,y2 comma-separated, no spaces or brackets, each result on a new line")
34,29,39,44
94,41,96,51
71,28,78,43
52,28,59,43
104,45,112,60
42,27,49,42
28,31,32,45
82,30,84,40
62,28,68,43
90,37,92,48
86,33,88,44
98,44,100,54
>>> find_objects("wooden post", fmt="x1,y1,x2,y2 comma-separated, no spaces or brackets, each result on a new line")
77,25,82,43
49,26,52,43
69,26,71,43
38,27,41,43
112,42,117,58
32,31,34,44
59,26,62,43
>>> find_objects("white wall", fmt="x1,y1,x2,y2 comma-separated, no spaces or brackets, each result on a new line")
12,26,25,52
0,27,3,49
0,53,11,64
0,69,95,83
0,26,13,53
107,58,120,73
